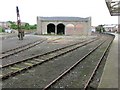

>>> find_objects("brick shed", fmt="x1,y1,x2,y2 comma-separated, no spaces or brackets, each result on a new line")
37,17,91,35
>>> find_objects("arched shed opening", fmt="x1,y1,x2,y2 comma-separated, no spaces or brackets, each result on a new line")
47,23,55,34
57,23,65,35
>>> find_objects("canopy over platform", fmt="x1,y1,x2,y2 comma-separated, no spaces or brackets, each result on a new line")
105,0,120,16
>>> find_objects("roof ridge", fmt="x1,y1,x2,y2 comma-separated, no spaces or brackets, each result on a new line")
38,16,89,22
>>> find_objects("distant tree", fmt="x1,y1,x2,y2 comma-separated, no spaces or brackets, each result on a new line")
7,21,13,24
95,25,105,33
7,21,17,29
25,23,29,27
10,22,17,29
21,25,25,29
24,23,30,30
7,21,36,30
30,24,37,29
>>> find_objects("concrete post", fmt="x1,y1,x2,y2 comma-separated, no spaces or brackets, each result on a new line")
55,25,57,35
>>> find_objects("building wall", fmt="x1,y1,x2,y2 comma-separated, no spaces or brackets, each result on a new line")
0,22,10,29
37,17,91,35
37,17,42,34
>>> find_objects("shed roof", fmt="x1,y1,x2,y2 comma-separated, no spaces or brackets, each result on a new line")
38,16,89,22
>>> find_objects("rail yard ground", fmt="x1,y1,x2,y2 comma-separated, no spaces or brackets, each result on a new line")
0,33,119,89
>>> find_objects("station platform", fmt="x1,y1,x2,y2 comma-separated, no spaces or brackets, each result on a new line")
98,33,119,89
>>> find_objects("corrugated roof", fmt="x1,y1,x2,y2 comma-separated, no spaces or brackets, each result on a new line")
38,17,89,22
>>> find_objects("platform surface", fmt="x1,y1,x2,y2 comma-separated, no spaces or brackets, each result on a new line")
98,33,119,89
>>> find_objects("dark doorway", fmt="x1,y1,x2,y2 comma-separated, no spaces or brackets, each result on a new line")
47,23,55,34
57,23,65,35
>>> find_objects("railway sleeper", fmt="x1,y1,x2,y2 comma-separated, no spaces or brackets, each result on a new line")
39,42,93,61
2,59,47,79
2,65,34,80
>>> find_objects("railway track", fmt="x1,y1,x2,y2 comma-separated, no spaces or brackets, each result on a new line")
1,37,99,80
1,32,35,40
83,37,114,90
41,36,114,90
1,37,98,68
0,39,47,59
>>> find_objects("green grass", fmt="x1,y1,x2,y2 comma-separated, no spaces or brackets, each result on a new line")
0,27,3,33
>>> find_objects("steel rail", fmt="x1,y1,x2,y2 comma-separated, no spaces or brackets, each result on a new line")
83,38,114,90
1,38,63,59
2,39,44,54
1,37,98,68
1,38,99,80
1,39,46,59
42,40,106,90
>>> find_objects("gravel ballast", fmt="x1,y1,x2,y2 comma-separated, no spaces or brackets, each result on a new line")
2,37,105,88
2,36,89,66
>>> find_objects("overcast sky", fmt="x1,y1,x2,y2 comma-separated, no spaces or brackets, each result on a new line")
0,0,118,26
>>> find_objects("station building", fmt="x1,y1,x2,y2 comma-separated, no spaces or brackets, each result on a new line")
37,17,91,35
